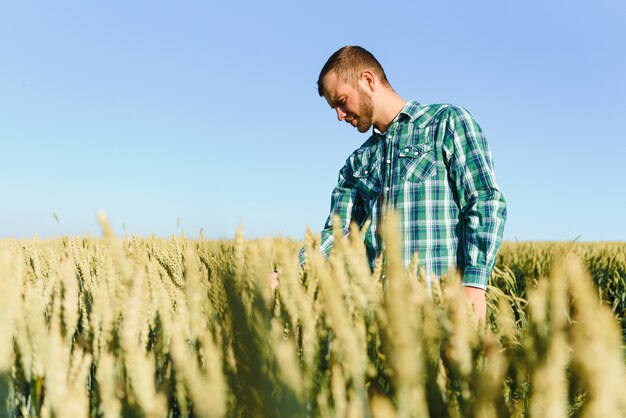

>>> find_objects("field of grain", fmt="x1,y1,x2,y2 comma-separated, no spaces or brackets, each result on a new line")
0,215,625,417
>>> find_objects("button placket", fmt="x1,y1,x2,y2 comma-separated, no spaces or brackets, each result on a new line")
383,130,396,211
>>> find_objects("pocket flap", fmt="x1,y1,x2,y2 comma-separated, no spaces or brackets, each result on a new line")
398,143,432,157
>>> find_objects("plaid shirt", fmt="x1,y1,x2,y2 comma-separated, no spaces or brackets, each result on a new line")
306,100,507,289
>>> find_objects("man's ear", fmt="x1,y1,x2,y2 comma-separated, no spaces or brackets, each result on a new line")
360,70,376,93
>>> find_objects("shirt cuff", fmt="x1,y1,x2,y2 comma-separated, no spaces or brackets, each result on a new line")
462,266,491,290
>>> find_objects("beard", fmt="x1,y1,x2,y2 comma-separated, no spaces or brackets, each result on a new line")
355,85,374,133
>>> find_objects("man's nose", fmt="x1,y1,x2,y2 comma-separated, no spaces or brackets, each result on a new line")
336,108,347,121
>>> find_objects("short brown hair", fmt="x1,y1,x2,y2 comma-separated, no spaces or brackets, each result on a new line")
317,46,390,97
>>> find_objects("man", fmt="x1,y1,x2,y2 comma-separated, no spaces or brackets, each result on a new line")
272,46,507,322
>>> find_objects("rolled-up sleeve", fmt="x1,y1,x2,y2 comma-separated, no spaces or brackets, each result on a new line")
443,106,507,288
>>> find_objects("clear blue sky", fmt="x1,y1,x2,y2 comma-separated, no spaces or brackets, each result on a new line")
1,1,624,241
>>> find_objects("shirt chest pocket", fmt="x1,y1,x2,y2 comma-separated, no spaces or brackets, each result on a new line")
399,143,437,183
352,162,381,199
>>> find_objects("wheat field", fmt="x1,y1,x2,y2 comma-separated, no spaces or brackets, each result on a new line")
0,214,625,418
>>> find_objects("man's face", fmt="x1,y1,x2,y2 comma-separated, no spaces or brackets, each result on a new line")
322,71,374,133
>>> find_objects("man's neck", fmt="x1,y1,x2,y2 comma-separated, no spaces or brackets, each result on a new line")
374,92,407,133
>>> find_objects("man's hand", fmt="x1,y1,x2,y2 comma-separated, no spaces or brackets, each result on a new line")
463,286,486,324
268,271,279,290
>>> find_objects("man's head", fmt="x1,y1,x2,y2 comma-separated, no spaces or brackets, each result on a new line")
317,46,390,98
318,46,393,133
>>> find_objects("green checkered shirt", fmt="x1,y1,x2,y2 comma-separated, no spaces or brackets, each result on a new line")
306,100,507,289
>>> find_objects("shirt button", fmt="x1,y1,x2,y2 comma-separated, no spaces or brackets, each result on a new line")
386,159,391,164
404,148,410,152
364,170,368,174
414,151,419,156
385,187,390,191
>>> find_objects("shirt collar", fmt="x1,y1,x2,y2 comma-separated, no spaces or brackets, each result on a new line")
402,99,441,129
372,102,412,136
372,99,436,135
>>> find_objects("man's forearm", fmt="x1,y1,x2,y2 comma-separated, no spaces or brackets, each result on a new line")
463,285,486,324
